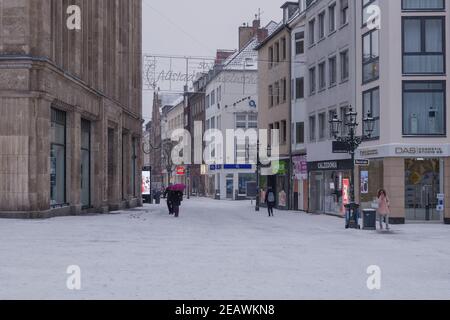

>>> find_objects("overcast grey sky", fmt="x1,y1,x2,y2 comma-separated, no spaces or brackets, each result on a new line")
142,0,287,122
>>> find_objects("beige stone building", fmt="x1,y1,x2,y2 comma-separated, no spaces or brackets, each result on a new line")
0,0,143,218
256,3,295,209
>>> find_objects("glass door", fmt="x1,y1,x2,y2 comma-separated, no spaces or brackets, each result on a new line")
405,159,440,221
309,172,324,213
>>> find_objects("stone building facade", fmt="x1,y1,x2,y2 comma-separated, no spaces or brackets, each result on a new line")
0,0,143,218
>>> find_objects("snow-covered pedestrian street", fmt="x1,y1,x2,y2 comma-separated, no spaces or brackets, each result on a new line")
1,198,450,300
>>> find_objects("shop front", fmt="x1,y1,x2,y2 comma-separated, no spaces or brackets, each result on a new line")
259,159,291,210
292,155,308,211
358,144,450,224
308,159,353,216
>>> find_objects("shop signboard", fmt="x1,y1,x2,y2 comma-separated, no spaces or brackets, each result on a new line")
176,166,185,176
333,141,350,154
293,156,308,180
272,161,287,175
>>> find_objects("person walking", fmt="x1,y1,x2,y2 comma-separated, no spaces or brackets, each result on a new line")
265,187,276,217
172,190,183,218
165,187,174,215
377,189,390,230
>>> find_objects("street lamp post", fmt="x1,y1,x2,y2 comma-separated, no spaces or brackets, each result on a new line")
329,106,375,229
253,141,271,212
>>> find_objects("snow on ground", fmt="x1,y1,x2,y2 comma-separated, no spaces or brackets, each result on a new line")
1,197,450,300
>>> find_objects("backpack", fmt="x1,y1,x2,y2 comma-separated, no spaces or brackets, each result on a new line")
268,191,275,203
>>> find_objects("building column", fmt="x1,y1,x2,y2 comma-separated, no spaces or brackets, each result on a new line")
68,110,82,214
383,158,405,224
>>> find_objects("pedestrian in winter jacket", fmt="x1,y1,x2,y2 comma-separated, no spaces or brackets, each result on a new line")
172,191,183,218
265,187,276,217
165,188,174,215
377,189,390,230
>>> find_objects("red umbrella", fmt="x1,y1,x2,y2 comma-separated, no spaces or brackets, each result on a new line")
171,184,186,191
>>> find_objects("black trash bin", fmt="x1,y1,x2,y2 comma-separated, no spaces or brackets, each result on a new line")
363,209,377,230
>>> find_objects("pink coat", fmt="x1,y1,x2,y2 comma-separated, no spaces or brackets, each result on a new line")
378,195,390,216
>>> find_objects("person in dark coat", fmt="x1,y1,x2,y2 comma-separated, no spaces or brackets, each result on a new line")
172,190,183,218
164,187,174,215
265,187,276,217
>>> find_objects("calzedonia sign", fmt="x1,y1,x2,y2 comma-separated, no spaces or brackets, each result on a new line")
308,159,353,172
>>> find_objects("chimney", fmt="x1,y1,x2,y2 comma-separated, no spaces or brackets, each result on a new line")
257,28,269,43
238,15,267,50
215,49,235,65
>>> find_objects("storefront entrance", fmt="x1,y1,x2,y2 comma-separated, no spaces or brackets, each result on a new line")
405,159,442,222
308,159,353,216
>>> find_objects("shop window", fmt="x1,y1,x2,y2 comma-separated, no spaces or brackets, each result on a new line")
359,159,384,210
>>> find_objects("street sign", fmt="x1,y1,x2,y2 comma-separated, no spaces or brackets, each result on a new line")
332,141,349,154
355,159,370,166
176,166,185,175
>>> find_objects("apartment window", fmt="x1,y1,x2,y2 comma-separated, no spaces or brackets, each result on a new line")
217,86,222,102
402,17,445,74
309,115,316,142
362,29,380,83
282,78,287,102
248,114,258,129
275,81,280,105
309,19,315,45
319,11,326,39
210,117,216,130
269,46,274,68
328,109,337,138
211,90,216,105
362,87,380,138
206,94,210,109
295,31,305,55
281,37,287,60
296,122,305,144
50,108,67,207
296,77,305,99
269,85,274,107
340,106,350,136
309,67,316,95
329,3,336,33
329,56,337,86
236,114,247,129
340,50,349,81
275,42,280,63
281,120,287,144
362,0,377,27
402,0,444,11
318,112,327,140
318,62,326,90
403,81,446,136
340,0,349,26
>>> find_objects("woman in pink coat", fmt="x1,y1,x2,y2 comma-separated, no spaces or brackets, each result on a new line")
377,189,390,230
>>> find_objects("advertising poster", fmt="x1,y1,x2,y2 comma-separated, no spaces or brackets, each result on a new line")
142,170,151,196
342,179,350,214
360,171,369,194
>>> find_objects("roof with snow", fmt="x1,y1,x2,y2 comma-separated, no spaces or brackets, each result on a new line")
220,21,279,72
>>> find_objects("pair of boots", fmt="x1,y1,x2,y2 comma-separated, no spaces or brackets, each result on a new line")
379,216,390,230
